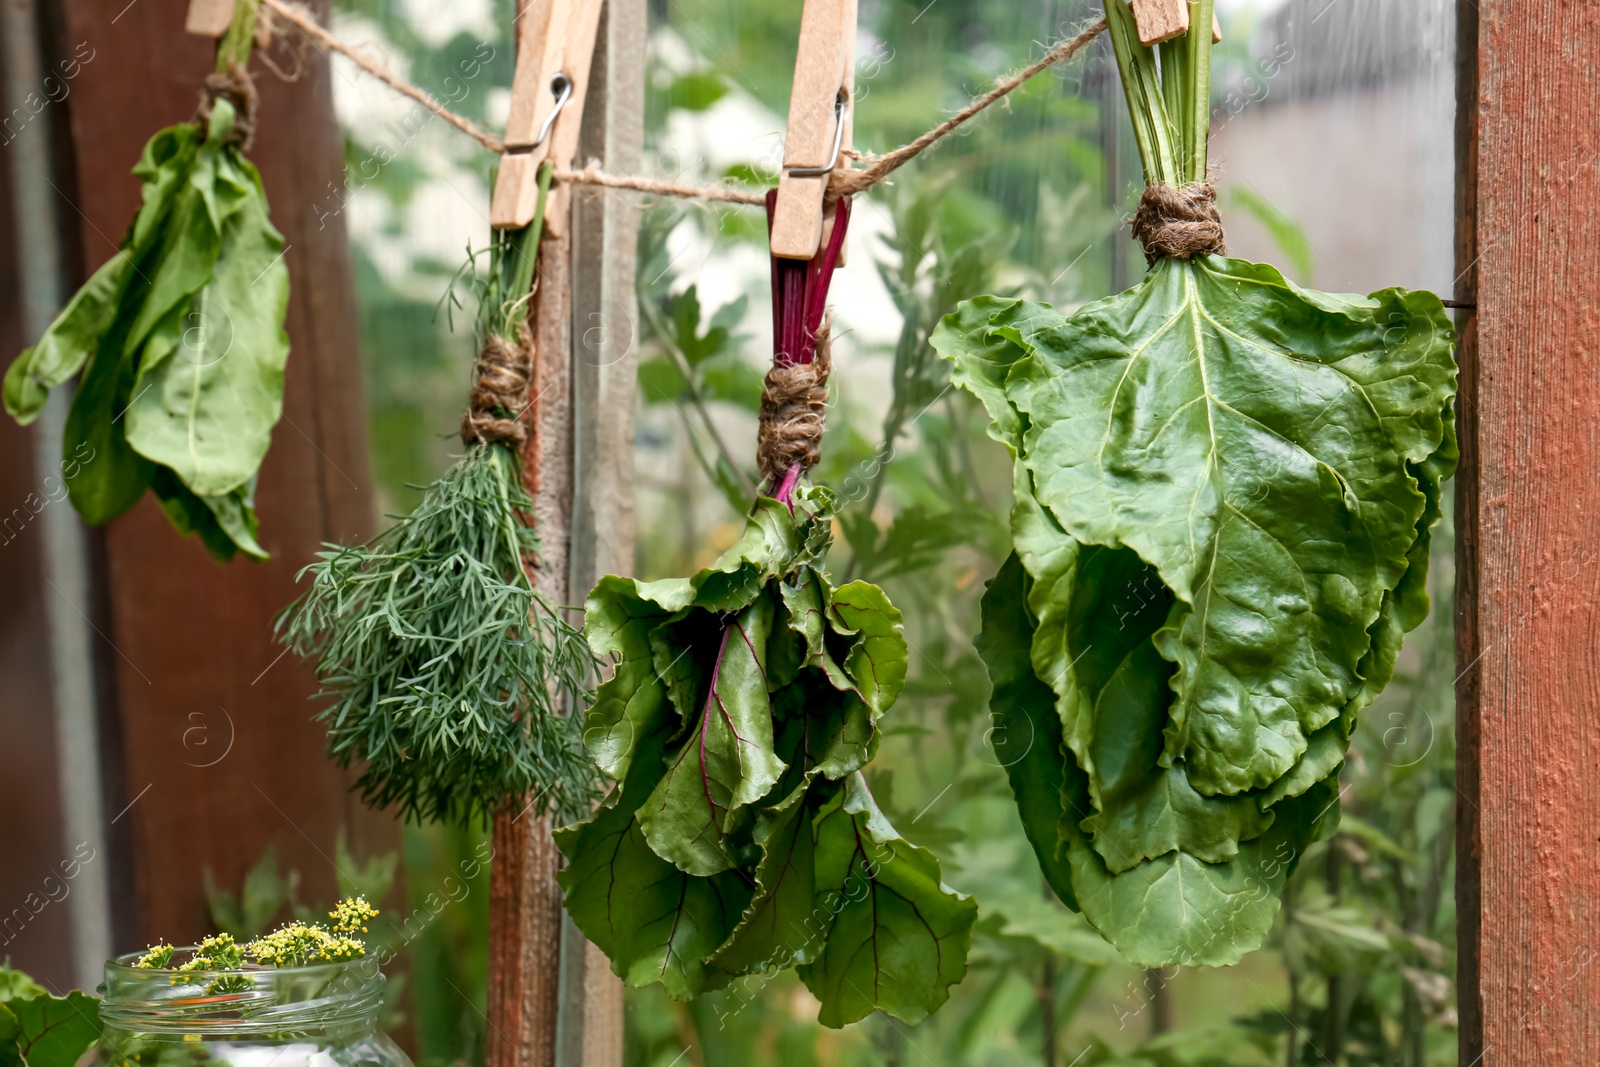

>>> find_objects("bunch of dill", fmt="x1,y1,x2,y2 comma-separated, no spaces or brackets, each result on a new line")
278,166,599,826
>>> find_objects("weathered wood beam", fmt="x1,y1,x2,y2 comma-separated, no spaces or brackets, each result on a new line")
48,0,395,949
1456,0,1600,1061
485,1,641,1065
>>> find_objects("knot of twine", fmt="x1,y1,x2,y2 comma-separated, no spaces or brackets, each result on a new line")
461,327,533,448
757,318,832,485
1131,182,1227,264
196,62,259,149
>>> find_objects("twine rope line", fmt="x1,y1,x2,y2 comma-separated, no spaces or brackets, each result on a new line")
462,327,535,447
260,0,1106,209
757,318,832,484
264,0,507,152
196,61,260,149
1130,181,1228,263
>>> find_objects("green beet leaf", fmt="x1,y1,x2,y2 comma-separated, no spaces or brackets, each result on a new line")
0,988,101,1067
638,594,786,876
798,773,977,1028
567,482,961,1026
936,3,1457,969
557,731,753,1000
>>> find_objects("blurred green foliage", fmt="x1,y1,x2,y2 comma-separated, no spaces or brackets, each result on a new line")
326,0,1458,1063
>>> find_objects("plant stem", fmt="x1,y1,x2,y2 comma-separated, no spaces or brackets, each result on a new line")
1040,954,1058,1067
1147,968,1173,1036
498,164,554,339
636,297,748,509
217,0,259,71
1185,0,1217,182
1105,0,1216,186
1322,842,1344,1064
1104,0,1177,186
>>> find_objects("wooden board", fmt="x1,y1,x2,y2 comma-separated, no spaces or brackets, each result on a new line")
49,0,398,950
485,2,640,1065
1455,0,1600,1061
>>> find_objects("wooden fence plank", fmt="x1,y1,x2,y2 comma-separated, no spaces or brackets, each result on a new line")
485,1,642,1063
1456,1,1600,1062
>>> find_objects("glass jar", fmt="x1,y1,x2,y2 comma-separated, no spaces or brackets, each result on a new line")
96,950,411,1067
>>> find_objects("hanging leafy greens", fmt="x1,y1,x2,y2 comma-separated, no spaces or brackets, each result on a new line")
278,165,600,827
3,60,288,562
561,483,974,1026
930,0,1458,967
562,197,974,1026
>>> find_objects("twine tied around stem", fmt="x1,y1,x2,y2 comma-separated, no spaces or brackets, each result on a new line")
461,326,534,448
756,317,832,486
196,62,260,149
1131,181,1228,265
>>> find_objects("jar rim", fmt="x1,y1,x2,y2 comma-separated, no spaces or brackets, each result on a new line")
99,947,386,1033
103,947,380,983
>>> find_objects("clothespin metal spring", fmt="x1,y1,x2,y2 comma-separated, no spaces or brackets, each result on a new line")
507,73,574,155
786,92,847,179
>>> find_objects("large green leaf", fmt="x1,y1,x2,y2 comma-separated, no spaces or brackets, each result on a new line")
974,553,1077,909
638,595,787,876
3,990,100,1067
940,253,1455,968
3,255,128,424
557,733,754,1000
798,774,976,1028
127,148,289,497
937,256,1456,797
706,780,825,974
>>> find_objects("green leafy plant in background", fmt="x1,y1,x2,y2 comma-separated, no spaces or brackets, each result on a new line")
931,0,1457,969
2,5,287,561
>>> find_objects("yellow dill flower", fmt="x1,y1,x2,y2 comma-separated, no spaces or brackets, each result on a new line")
134,944,175,969
329,896,379,936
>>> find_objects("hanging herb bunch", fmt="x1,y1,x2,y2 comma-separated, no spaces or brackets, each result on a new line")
3,9,288,561
931,0,1458,968
559,197,977,1028
278,165,600,827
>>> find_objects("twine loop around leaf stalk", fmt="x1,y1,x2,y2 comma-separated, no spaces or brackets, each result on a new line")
196,62,260,149
1131,181,1227,265
757,318,832,484
462,326,533,447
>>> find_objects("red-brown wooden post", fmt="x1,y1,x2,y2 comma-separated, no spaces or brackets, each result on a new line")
42,0,398,948
484,2,639,1066
1455,1,1600,1062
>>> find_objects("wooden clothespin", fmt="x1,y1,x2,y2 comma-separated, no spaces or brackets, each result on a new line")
185,0,235,37
490,0,607,235
769,0,857,261
1130,0,1222,46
